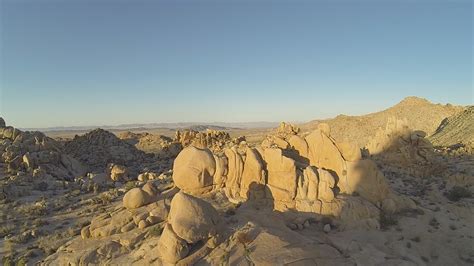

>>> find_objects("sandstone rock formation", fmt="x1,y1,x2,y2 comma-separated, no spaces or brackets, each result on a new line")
170,122,413,229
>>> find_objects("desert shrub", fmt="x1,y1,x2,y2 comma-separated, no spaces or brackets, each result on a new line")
446,186,472,201
380,211,398,230
37,232,69,255
123,181,136,191
91,189,119,205
0,224,14,237
147,224,164,237
16,199,48,216
1,256,14,266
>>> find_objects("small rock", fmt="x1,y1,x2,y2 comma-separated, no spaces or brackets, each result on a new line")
287,223,298,230
323,224,331,233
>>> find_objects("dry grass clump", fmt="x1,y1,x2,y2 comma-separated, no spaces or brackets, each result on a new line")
16,199,48,216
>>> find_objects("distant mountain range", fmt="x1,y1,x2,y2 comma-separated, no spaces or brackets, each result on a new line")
21,121,281,132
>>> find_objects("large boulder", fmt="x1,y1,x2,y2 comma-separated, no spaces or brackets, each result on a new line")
122,183,159,209
172,146,216,195
213,154,228,189
224,147,244,195
168,192,220,243
240,148,266,199
157,224,189,264
263,148,297,202
305,127,347,183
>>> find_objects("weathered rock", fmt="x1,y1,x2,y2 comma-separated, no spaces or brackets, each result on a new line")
337,141,362,162
123,188,153,209
264,148,297,202
213,154,228,189
296,166,319,201
157,224,189,263
305,128,347,183
317,168,336,202
288,135,309,158
168,192,220,243
107,163,128,181
240,148,266,199
172,146,216,195
0,117,5,128
224,147,244,196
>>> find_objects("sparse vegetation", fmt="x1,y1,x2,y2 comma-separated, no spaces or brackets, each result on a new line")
446,186,472,201
380,211,398,230
0,224,14,237
124,181,137,191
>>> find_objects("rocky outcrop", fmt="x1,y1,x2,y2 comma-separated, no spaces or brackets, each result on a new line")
0,117,85,180
366,117,438,177
170,122,413,229
64,128,149,172
174,129,233,152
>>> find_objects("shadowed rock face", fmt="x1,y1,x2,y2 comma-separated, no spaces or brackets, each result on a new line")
64,128,148,171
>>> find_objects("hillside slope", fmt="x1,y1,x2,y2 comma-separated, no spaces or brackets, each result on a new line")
301,96,464,147
429,106,474,146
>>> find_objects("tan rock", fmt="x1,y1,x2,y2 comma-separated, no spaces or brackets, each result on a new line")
213,154,228,188
123,188,152,209
264,148,297,202
306,129,347,183
107,164,128,181
240,148,266,199
317,168,336,202
337,141,362,162
168,192,220,243
296,166,319,201
288,135,309,158
172,146,216,194
224,147,244,196
273,136,289,149
157,223,189,264
318,123,331,136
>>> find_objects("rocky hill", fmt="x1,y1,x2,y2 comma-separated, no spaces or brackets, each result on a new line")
429,106,474,147
302,96,464,147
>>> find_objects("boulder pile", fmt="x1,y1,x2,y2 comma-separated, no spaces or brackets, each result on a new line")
174,129,233,153
0,117,85,179
64,129,149,172
119,131,182,158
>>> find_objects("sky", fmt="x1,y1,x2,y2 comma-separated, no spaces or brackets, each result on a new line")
0,0,472,128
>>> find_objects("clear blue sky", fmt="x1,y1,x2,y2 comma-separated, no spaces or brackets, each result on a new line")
0,0,472,128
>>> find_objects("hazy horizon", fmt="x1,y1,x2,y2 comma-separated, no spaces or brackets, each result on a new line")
1,0,472,128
